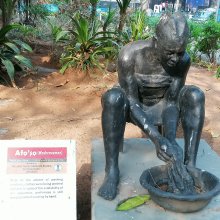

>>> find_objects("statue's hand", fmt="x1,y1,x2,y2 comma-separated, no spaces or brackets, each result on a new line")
155,138,183,162
155,137,176,162
170,140,183,162
168,160,196,194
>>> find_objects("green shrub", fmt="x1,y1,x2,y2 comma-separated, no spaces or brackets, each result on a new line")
188,21,203,40
28,4,52,21
188,19,220,64
48,20,69,60
187,21,203,62
129,10,150,41
60,14,117,73
215,66,220,79
147,16,160,34
102,7,117,32
196,19,220,63
0,24,33,87
120,12,158,45
14,24,39,43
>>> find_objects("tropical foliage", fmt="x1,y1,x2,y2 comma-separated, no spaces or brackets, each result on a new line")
188,18,220,63
0,0,17,26
129,10,150,41
187,17,220,77
122,10,150,44
116,0,131,33
59,13,117,73
0,24,33,86
120,14,158,45
0,0,218,79
48,20,69,58
195,19,220,63
187,21,203,62
215,66,220,79
102,7,117,32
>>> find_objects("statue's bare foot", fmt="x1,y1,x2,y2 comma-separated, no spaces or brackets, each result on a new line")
98,175,119,200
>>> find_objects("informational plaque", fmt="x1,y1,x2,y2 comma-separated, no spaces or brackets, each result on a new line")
0,140,76,220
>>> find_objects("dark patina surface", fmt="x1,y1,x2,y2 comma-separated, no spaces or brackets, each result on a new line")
98,12,206,202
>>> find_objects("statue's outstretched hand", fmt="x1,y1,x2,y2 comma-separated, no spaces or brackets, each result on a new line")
155,138,183,162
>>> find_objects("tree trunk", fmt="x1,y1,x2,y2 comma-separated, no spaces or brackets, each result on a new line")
0,0,18,26
90,2,97,23
118,12,126,33
2,14,11,27
24,0,31,23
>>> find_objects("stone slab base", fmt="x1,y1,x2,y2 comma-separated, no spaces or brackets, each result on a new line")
92,138,220,220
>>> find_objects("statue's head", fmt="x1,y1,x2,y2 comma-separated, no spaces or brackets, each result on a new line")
155,12,189,67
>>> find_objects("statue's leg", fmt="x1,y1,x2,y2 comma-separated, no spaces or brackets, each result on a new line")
179,85,205,167
98,87,129,200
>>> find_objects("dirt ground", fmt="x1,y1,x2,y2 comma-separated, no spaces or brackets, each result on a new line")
0,50,219,220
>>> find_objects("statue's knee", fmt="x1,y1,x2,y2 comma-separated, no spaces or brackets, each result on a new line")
183,86,205,107
102,88,126,108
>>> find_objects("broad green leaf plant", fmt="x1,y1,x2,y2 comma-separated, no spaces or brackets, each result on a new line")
0,24,33,87
102,7,116,32
187,21,203,63
196,19,220,64
48,20,69,59
120,11,157,45
60,13,117,73
188,18,220,64
129,10,149,41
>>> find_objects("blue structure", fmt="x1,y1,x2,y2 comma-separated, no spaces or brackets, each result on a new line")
217,2,220,22
185,0,209,9
97,0,140,13
42,4,59,13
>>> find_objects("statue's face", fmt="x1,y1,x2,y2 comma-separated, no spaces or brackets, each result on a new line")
157,41,186,67
155,12,189,68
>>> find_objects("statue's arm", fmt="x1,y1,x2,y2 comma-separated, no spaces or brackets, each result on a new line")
167,53,190,103
163,53,191,142
118,53,173,161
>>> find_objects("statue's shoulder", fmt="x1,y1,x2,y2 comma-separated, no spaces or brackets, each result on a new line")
175,52,191,77
182,52,191,64
179,52,191,70
118,40,151,62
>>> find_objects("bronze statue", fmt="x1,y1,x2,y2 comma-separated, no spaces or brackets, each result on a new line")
98,12,205,200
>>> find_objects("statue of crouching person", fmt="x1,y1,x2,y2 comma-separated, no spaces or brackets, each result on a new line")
98,12,205,200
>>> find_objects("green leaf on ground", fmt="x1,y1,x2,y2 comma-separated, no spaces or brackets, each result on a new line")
116,195,150,211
